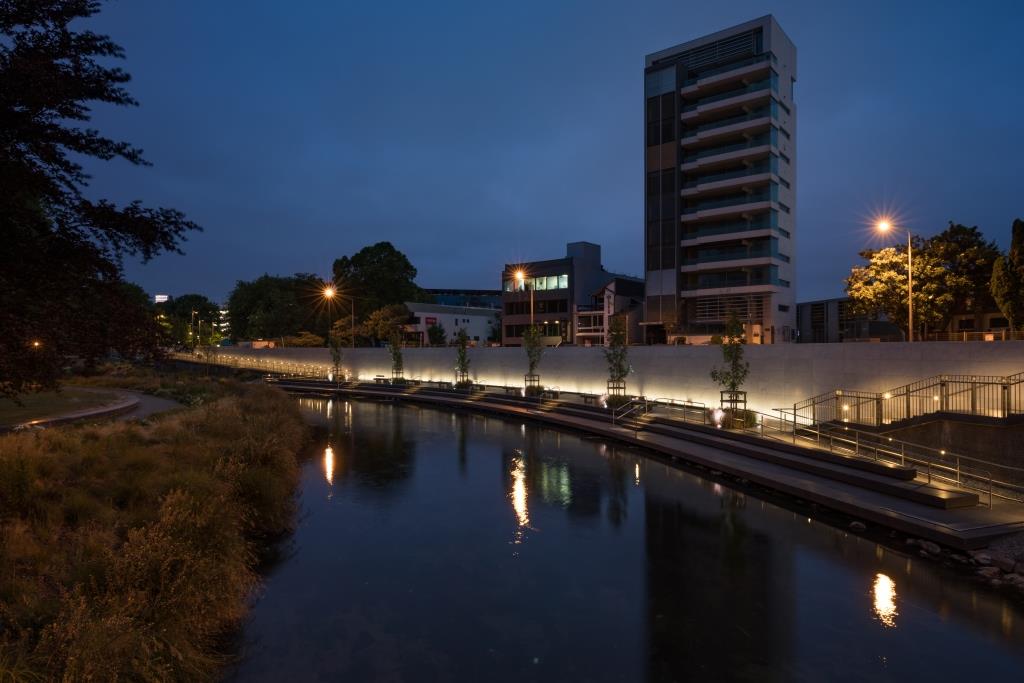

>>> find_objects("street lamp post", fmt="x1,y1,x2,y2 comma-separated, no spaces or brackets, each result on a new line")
877,219,914,342
323,284,335,345
514,270,534,328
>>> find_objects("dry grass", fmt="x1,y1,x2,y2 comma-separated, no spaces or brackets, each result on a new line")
0,378,307,681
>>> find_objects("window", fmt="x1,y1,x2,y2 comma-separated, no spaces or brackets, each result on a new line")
990,317,1009,329
778,304,790,312
957,319,975,331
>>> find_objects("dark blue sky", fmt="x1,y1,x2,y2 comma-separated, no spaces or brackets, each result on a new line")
86,0,1024,304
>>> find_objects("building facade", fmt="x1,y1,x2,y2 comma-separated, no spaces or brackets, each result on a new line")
796,297,902,343
574,277,645,347
425,288,502,309
500,242,614,346
644,15,797,345
403,302,500,346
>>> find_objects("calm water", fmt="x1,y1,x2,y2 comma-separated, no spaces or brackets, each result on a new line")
227,398,1024,682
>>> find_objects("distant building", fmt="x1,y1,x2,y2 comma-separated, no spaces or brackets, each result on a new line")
501,242,622,347
425,288,502,309
403,301,500,346
574,277,646,346
796,297,901,343
643,15,797,345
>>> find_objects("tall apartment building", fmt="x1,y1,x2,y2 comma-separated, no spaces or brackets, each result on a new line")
643,15,797,344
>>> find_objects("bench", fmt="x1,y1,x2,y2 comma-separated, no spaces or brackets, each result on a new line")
581,393,598,406
504,386,521,395
374,375,388,385
541,388,560,399
436,381,453,389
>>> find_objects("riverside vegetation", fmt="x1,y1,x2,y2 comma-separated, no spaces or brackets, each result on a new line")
0,370,308,681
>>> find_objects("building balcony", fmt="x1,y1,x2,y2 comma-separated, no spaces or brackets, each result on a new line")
680,254,777,272
680,199,773,222
679,282,788,298
680,137,772,171
680,79,773,121
680,53,772,93
680,109,772,146
681,171,772,196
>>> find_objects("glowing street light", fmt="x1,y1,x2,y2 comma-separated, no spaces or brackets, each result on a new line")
514,269,534,328
323,282,354,349
876,218,914,342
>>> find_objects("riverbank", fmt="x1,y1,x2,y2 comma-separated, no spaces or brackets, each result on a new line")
0,374,308,680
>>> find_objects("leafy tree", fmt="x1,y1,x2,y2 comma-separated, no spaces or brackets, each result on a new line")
330,316,359,349
927,223,999,327
328,330,344,381
845,239,951,339
427,323,447,346
281,331,325,347
332,242,428,320
991,218,1024,330
388,329,404,379
227,273,322,342
604,317,630,383
454,328,470,386
710,314,749,394
156,293,219,347
360,304,410,346
523,326,544,376
0,0,199,398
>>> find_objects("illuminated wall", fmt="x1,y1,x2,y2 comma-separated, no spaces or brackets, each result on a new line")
215,342,1024,414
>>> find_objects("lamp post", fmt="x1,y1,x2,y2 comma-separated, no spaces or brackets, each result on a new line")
514,269,534,328
877,219,914,342
323,284,335,345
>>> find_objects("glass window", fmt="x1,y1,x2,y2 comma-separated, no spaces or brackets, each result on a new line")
558,274,568,289
645,67,675,98
546,275,558,290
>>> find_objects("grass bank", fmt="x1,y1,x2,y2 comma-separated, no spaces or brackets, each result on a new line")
0,375,307,681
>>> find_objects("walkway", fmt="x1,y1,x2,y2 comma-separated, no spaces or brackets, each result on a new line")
272,378,1024,551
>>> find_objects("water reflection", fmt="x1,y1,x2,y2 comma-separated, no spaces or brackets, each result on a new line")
509,451,529,543
873,573,898,628
229,399,1024,683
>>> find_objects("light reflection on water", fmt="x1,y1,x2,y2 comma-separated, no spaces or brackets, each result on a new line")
228,398,1024,683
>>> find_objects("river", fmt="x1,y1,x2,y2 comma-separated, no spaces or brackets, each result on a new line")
226,398,1024,682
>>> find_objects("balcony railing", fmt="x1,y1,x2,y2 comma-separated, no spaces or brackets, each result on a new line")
685,107,772,136
683,162,771,188
682,78,773,112
683,133,772,162
681,53,772,86
682,190,771,214
684,245,776,265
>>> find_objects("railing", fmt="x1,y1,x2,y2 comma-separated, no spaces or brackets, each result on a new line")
611,398,649,428
923,330,1024,342
683,133,771,162
681,53,771,86
682,78,772,111
793,372,1024,428
683,162,771,188
682,191,771,214
684,108,772,137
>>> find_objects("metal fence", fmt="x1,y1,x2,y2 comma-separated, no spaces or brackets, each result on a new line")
792,372,1024,428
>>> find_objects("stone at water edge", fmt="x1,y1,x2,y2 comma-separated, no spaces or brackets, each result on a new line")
849,521,866,533
970,551,992,565
991,556,1017,573
976,566,1001,579
1015,562,1024,575
919,541,941,556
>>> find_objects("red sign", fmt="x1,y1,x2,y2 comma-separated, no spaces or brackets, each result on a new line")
425,317,437,325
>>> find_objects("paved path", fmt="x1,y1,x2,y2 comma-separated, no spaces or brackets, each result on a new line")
275,380,1024,551
8,389,182,431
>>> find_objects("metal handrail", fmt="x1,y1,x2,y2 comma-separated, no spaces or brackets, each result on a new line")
611,398,649,427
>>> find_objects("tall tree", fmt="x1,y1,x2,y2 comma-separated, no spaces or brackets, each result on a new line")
332,242,428,319
991,218,1024,330
360,304,410,346
226,273,322,342
927,222,1000,327
845,239,952,338
157,293,220,346
0,0,199,397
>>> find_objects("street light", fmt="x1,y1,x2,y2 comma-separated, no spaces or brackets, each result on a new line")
514,269,534,328
876,218,914,342
323,283,354,348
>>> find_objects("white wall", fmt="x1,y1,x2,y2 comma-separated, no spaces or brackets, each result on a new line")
217,342,1024,413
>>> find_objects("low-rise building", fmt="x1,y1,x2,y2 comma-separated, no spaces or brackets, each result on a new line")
425,288,502,309
403,301,500,346
500,242,620,346
575,277,645,346
796,297,901,343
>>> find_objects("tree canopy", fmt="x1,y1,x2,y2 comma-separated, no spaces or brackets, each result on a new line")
226,273,324,342
332,242,428,318
0,0,199,397
156,293,220,346
991,218,1024,329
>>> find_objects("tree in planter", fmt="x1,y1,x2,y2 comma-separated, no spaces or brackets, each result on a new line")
604,316,631,409
427,322,447,346
328,330,344,383
710,313,750,426
454,328,471,388
388,329,405,383
522,325,544,396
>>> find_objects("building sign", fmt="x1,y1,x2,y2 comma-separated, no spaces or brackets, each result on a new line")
425,317,437,325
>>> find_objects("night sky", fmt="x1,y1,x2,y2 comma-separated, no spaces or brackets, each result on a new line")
84,0,1024,304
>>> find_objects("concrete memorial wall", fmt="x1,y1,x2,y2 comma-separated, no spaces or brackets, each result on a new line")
217,342,1024,414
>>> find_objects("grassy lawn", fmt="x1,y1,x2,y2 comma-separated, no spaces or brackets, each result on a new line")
0,387,122,427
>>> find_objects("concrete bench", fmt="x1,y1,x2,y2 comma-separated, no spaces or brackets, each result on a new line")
542,388,560,399
436,381,453,389
504,386,521,395
374,375,388,384
581,393,599,406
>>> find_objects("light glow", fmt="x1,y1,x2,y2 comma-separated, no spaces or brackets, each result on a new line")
323,286,336,299
510,455,529,543
872,573,898,628
323,445,335,486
